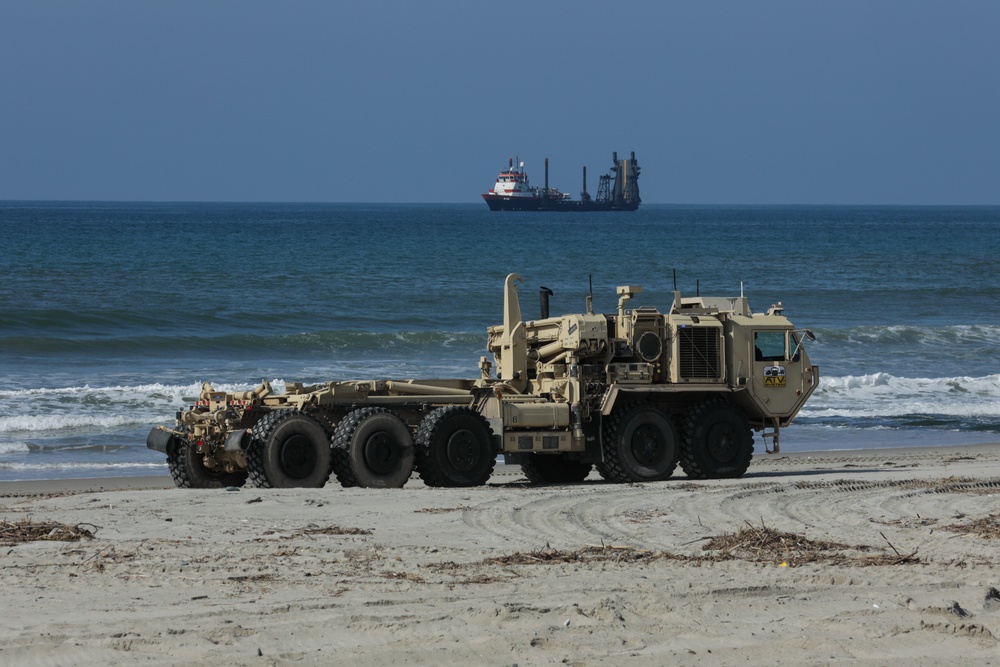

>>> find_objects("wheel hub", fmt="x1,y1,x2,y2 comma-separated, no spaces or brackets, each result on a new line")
280,434,317,479
630,424,666,466
363,431,398,474
706,424,737,462
446,428,479,472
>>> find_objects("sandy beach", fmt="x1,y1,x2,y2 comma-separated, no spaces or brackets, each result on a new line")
3,444,1000,666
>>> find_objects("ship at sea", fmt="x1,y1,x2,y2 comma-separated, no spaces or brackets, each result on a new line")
482,152,640,212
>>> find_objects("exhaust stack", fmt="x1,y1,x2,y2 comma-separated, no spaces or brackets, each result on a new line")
539,286,553,320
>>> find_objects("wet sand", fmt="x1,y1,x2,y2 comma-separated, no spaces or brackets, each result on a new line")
2,443,1000,665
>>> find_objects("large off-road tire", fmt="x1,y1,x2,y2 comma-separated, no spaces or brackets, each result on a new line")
415,406,496,487
166,427,248,489
680,399,754,480
596,403,678,483
520,454,592,484
332,407,414,488
246,410,334,488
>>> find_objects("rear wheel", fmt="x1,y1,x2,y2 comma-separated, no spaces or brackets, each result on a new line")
680,399,754,479
597,403,678,483
415,406,495,487
166,427,248,489
520,454,592,484
246,410,333,488
332,407,414,488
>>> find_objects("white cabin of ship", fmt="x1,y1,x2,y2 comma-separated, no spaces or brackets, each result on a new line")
488,161,537,197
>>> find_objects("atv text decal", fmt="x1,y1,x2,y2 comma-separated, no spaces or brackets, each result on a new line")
763,365,786,387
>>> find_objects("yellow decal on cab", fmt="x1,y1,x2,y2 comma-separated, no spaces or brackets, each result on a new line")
763,366,786,387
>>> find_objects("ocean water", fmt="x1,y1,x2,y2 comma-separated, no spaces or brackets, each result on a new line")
1,202,998,481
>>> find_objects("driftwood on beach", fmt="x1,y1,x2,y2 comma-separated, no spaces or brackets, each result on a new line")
0,518,95,545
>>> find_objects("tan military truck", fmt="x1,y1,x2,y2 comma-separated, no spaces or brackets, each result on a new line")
147,273,818,489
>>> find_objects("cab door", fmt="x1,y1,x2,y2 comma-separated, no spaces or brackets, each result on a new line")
750,330,815,418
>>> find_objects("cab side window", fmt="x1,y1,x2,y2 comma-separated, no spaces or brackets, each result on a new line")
754,331,785,362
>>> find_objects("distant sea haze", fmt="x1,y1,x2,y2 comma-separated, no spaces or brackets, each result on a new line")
1,202,998,480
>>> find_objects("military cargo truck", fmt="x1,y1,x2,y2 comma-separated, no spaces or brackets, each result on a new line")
147,273,818,489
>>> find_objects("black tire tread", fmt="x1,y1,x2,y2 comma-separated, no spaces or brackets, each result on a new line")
680,398,754,480
332,407,413,488
595,405,630,483
246,409,334,488
596,403,677,483
330,408,385,488
414,406,495,487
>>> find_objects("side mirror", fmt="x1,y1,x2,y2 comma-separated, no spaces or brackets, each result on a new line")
790,329,815,362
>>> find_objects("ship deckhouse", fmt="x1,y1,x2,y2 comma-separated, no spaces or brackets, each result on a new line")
489,159,536,197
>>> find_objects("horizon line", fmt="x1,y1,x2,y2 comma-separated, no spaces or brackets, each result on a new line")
2,199,999,208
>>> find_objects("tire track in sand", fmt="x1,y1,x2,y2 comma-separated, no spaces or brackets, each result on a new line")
462,468,1000,564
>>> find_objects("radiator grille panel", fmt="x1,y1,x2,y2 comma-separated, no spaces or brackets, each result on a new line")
678,327,721,379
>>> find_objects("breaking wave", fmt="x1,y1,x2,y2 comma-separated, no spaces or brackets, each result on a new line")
808,373,1000,417
816,324,1000,348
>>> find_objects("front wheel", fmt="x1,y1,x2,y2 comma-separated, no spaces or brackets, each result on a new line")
246,410,333,488
415,406,496,487
332,407,414,488
597,403,678,483
680,399,754,479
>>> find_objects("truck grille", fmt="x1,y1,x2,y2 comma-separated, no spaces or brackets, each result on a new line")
677,327,721,379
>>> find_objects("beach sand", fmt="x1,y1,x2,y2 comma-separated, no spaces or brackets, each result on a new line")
3,444,1000,666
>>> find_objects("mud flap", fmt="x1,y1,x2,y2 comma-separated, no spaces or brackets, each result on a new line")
146,427,174,453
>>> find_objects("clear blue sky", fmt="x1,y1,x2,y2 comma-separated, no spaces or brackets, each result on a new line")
2,1,998,204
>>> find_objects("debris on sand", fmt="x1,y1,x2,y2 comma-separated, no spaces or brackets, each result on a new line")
941,513,1000,539
701,522,919,566
463,522,920,570
1,519,96,545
